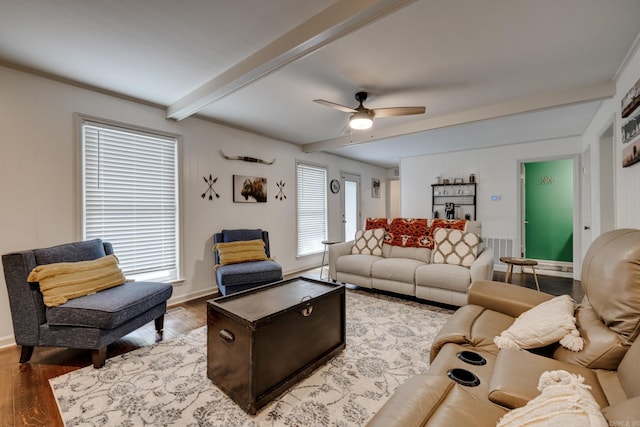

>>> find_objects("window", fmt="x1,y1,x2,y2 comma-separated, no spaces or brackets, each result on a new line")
81,119,180,282
296,162,327,257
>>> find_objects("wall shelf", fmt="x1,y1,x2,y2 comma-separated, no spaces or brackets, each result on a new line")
432,182,477,220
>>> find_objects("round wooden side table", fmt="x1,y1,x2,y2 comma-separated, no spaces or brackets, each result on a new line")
499,256,540,292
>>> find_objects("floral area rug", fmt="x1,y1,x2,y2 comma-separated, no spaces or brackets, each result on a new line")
50,288,452,426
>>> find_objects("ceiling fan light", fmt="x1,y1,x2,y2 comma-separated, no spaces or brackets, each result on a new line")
349,111,373,129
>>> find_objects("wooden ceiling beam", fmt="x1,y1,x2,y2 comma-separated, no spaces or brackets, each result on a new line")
167,0,416,121
302,81,616,152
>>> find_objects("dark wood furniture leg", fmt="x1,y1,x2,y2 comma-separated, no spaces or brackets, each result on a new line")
155,314,165,340
19,345,34,364
92,347,107,368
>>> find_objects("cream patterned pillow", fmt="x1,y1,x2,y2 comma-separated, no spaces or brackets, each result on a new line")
494,294,584,351
497,370,608,427
432,228,480,267
351,229,385,255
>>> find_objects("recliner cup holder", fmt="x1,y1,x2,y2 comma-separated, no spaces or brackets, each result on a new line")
447,368,481,387
457,350,487,366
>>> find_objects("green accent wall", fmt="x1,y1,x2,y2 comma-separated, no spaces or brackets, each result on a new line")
524,159,573,262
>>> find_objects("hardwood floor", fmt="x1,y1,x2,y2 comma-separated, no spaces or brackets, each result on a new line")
492,270,584,301
0,296,215,427
0,269,581,426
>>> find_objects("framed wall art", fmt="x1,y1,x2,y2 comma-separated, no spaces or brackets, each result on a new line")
622,74,640,168
623,139,640,168
371,178,381,198
233,175,267,203
622,107,640,144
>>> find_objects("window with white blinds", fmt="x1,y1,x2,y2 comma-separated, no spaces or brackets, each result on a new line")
296,162,327,257
81,120,180,282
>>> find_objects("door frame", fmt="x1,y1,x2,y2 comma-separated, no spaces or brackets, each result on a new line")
339,171,361,242
597,121,616,236
581,146,592,267
517,154,581,279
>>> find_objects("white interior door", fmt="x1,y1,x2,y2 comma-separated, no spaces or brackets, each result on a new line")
341,172,360,242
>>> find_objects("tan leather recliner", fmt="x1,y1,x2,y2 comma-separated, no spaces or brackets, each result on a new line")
367,229,640,426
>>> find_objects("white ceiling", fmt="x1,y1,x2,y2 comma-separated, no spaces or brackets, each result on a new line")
1,0,639,168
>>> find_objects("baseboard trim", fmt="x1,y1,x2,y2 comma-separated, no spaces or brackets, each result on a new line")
0,335,16,350
167,288,218,307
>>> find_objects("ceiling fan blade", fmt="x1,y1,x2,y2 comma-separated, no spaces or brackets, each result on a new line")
372,106,426,117
313,99,357,113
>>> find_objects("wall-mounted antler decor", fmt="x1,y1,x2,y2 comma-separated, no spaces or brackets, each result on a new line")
219,150,275,165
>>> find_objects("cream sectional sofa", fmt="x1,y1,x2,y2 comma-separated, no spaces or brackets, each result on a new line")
329,220,494,306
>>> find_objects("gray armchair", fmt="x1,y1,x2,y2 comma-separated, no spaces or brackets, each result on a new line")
2,239,173,368
213,229,283,295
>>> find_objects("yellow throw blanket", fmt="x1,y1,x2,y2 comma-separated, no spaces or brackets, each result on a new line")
28,254,126,307
213,239,269,268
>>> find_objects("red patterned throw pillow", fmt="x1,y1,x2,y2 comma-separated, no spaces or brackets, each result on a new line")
365,217,389,230
429,219,468,232
386,218,430,248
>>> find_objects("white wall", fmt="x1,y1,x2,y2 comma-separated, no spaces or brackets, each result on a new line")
0,65,386,346
615,42,640,229
400,38,640,281
401,137,582,241
387,180,401,218
583,39,640,234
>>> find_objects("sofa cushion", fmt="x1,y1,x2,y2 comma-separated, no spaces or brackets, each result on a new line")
581,229,640,342
215,239,267,265
430,305,515,361
335,254,380,277
221,228,263,242
494,295,584,352
464,221,482,236
216,260,282,287
553,297,629,370
371,258,425,283
496,370,607,427
366,374,508,427
351,228,385,255
415,263,472,293
602,396,640,425
432,228,481,267
46,281,173,329
385,244,432,263
34,238,106,265
488,348,610,410
28,254,125,307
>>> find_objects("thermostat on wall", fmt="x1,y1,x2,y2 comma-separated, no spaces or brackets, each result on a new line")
490,195,500,201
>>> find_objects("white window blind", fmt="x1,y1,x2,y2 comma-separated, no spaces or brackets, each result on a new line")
82,120,179,281
297,162,327,257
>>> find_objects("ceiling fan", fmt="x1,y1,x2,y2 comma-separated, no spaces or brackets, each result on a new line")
313,91,426,130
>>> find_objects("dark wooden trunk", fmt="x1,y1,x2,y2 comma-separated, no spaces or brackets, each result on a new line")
206,277,346,414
